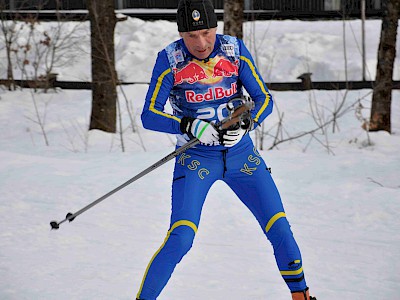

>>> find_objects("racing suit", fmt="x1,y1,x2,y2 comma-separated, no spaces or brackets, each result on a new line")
137,34,307,299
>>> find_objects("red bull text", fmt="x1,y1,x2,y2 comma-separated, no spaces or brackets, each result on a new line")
186,82,237,103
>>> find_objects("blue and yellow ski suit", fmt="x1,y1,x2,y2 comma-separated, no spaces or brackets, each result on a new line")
137,34,307,299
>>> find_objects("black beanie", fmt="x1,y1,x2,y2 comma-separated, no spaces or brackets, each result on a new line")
177,0,218,32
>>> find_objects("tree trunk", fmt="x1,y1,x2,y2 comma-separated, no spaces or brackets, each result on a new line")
368,0,399,133
5,35,15,91
88,0,117,133
223,0,244,39
0,9,16,91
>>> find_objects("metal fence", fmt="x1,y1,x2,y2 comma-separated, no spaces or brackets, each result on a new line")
245,0,381,12
2,0,383,12
2,0,85,10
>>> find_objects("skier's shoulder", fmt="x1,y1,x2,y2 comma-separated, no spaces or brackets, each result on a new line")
216,33,239,43
161,38,191,70
152,39,184,74
216,34,242,57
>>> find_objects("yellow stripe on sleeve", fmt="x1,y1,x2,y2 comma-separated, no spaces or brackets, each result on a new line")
240,55,271,123
149,68,181,123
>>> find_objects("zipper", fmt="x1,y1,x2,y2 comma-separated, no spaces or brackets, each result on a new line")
222,149,228,178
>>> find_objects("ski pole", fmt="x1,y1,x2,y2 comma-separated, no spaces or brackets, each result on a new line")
50,137,200,230
50,97,253,230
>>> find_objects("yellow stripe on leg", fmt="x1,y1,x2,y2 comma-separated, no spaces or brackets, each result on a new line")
136,220,197,299
265,212,286,233
280,266,303,276
169,220,198,234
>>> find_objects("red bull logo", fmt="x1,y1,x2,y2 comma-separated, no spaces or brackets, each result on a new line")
186,82,237,103
212,58,239,78
174,62,209,85
173,56,239,85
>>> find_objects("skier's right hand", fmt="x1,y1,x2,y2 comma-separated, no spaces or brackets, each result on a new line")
180,117,219,145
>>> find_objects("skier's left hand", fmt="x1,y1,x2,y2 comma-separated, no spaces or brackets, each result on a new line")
221,114,253,147
221,127,247,147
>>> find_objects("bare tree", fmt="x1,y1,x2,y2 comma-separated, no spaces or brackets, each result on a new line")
0,4,19,90
367,0,399,133
6,3,83,91
87,0,117,133
223,0,244,39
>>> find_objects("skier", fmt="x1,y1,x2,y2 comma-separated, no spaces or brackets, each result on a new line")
137,1,315,299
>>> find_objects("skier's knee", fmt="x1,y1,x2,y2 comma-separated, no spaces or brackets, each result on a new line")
172,226,195,254
167,225,196,262
265,214,293,244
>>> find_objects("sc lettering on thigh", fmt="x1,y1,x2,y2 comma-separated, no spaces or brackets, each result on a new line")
240,147,262,176
178,153,210,179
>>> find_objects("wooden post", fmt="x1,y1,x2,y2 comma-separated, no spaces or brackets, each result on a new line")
297,73,313,90
361,0,367,81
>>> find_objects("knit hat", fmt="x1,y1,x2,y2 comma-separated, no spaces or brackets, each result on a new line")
177,0,218,32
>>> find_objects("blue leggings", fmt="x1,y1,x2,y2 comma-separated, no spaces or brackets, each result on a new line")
136,141,307,299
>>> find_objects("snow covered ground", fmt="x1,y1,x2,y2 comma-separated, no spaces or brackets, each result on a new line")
1,17,400,300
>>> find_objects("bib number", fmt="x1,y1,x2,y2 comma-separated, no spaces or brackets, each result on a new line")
196,104,227,123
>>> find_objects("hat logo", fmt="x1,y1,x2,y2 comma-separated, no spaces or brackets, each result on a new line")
192,10,200,21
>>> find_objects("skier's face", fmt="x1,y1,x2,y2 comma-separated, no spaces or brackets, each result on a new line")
180,27,217,60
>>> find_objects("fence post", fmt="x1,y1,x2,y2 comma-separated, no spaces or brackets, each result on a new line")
361,0,367,81
117,0,124,9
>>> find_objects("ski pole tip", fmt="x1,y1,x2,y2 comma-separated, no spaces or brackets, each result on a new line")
50,221,60,230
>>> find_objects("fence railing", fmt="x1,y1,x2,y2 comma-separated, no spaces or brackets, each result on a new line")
2,0,383,15
2,78,400,92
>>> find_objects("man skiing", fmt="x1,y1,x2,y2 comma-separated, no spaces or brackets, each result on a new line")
137,1,315,299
